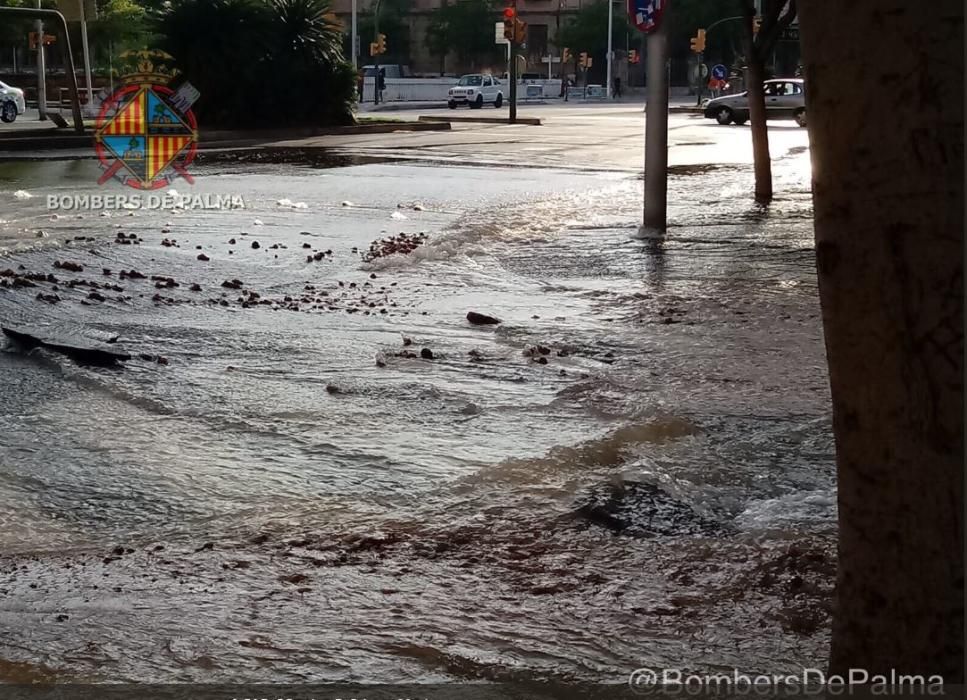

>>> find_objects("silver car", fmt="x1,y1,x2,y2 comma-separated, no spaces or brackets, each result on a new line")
0,80,26,124
703,78,807,127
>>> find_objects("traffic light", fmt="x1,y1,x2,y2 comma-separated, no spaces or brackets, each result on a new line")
690,29,706,53
562,48,571,63
628,49,639,64
28,32,56,50
513,18,527,44
579,52,588,68
376,33,387,54
753,16,762,35
503,6,515,41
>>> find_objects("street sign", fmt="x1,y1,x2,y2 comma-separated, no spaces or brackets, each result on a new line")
780,26,800,41
495,21,508,45
711,63,727,80
627,0,666,34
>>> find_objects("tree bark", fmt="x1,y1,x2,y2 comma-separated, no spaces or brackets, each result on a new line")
740,2,773,202
799,0,964,681
744,51,772,201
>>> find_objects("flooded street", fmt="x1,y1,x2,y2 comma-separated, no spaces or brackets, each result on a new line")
0,143,836,683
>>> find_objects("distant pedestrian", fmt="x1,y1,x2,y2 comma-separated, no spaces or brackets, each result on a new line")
613,77,622,99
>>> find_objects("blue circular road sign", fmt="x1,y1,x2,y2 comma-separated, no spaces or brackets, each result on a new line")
711,64,727,80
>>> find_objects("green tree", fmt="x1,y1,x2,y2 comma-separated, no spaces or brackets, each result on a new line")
555,0,628,81
155,0,354,128
425,0,502,73
556,0,628,57
357,0,410,66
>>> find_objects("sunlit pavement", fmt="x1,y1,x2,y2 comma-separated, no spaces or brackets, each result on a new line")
283,104,810,173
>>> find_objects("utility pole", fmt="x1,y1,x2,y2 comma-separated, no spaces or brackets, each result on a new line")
78,0,95,115
641,10,669,235
35,0,47,121
509,0,518,124
606,0,613,98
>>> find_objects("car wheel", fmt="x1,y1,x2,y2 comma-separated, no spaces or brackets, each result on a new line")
448,101,457,110
470,94,483,110
715,107,733,125
794,108,807,127
733,116,748,126
494,94,503,108
0,101,16,124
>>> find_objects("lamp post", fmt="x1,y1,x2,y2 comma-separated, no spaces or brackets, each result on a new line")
606,0,613,98
78,0,95,115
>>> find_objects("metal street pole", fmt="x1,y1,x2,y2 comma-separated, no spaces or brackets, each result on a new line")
78,0,95,114
606,0,613,98
35,0,47,121
373,0,381,105
351,0,358,70
641,14,669,235
509,0,518,124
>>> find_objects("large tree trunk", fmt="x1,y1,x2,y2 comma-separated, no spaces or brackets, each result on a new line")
799,0,964,680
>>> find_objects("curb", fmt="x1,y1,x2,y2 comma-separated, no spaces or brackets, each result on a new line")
0,121,451,152
418,115,542,126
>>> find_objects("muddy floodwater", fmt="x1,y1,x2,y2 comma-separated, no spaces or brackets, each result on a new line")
0,151,836,684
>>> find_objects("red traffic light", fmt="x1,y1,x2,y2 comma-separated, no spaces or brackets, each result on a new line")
503,7,515,18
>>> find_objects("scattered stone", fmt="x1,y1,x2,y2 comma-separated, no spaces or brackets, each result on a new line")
361,232,428,262
103,268,112,276
194,542,214,553
222,279,244,290
420,348,434,360
87,291,106,302
190,283,202,292
54,261,84,273
228,238,237,245
251,241,260,250
197,253,210,262
467,311,500,325
279,573,309,585
302,243,312,249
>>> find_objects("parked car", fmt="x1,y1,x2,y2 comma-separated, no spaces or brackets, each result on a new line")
0,80,26,124
703,78,807,127
448,74,503,110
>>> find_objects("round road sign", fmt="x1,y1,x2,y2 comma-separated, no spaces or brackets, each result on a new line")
711,63,727,80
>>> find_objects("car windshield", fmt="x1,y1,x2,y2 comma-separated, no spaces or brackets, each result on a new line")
457,76,483,86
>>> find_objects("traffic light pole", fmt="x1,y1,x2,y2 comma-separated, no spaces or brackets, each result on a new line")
641,15,669,235
373,0,382,105
508,0,517,124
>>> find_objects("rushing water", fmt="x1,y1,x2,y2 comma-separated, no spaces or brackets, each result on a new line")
0,151,836,683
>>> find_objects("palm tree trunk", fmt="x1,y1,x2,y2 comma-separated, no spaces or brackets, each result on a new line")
799,0,963,680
